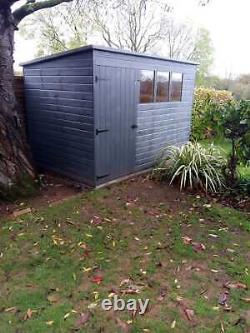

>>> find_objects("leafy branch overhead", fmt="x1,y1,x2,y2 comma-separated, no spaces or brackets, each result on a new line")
12,0,74,24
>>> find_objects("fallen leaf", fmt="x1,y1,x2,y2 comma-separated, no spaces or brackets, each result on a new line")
4,307,17,313
241,298,250,303
182,236,192,245
226,248,235,253
24,308,33,320
171,320,176,328
120,278,131,286
203,204,211,208
47,294,60,303
79,242,87,249
75,312,92,328
83,267,92,272
220,321,225,333
218,293,228,306
183,308,194,321
157,290,167,301
91,275,103,284
13,207,32,218
212,307,220,312
192,242,206,252
88,302,98,309
208,233,219,238
116,317,130,332
46,321,54,326
64,312,71,320
224,282,247,290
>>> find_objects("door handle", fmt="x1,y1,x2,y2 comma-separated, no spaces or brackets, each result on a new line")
131,124,138,129
96,128,109,135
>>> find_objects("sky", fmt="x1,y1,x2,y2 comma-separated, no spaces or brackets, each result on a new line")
14,0,250,77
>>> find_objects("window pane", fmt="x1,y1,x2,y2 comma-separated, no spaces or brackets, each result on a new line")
156,71,169,102
140,70,154,103
170,72,183,101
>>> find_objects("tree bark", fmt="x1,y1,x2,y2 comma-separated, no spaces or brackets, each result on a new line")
0,4,35,194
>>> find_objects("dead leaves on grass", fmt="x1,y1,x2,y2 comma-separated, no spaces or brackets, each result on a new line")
119,278,144,295
176,297,196,325
116,317,130,332
24,308,34,320
4,307,17,314
75,312,92,329
47,293,60,303
91,274,103,284
181,236,206,252
183,308,195,322
13,207,32,218
241,298,250,303
218,292,229,306
224,281,247,290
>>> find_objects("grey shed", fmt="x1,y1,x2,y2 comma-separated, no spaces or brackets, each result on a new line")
21,45,197,187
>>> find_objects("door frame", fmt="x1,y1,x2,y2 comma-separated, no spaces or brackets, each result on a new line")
94,64,139,185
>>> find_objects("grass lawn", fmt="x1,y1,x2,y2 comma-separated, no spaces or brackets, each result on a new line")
201,137,250,179
0,178,249,332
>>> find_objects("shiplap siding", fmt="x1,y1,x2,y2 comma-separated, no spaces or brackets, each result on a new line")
22,46,196,186
23,51,95,185
93,49,197,172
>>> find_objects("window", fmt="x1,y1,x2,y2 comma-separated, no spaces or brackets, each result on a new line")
139,70,183,103
170,72,183,101
139,70,154,103
156,71,170,102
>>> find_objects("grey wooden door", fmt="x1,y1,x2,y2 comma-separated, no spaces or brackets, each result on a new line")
95,65,138,183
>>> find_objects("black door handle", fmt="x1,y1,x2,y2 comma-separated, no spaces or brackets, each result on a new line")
96,128,109,135
131,124,138,129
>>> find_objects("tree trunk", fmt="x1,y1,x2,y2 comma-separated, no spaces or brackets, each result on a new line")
0,4,35,195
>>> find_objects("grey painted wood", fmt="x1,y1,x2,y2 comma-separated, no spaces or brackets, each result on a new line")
22,45,196,186
93,48,196,173
95,65,137,185
23,50,95,184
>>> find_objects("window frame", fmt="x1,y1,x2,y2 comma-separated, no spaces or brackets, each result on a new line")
169,72,183,102
155,71,170,103
139,69,155,104
138,69,184,104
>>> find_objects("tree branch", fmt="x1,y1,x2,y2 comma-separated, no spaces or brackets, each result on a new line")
13,0,73,25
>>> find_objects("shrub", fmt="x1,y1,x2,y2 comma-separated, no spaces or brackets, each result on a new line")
192,87,234,140
221,100,250,187
153,142,225,192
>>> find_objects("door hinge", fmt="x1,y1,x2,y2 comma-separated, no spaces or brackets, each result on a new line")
96,174,110,180
96,128,109,135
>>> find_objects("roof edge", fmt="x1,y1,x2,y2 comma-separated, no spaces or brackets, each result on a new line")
20,44,199,67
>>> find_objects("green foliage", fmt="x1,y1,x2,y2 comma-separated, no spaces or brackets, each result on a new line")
20,2,94,56
221,100,250,187
153,142,225,192
191,87,234,140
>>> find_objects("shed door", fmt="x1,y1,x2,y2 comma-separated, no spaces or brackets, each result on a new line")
95,65,138,183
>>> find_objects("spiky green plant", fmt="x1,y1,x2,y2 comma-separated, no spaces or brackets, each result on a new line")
153,142,225,192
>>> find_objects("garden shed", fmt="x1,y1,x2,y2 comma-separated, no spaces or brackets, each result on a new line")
22,45,197,186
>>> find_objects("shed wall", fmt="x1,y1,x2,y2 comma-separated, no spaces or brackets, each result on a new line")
23,51,95,185
94,50,196,172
